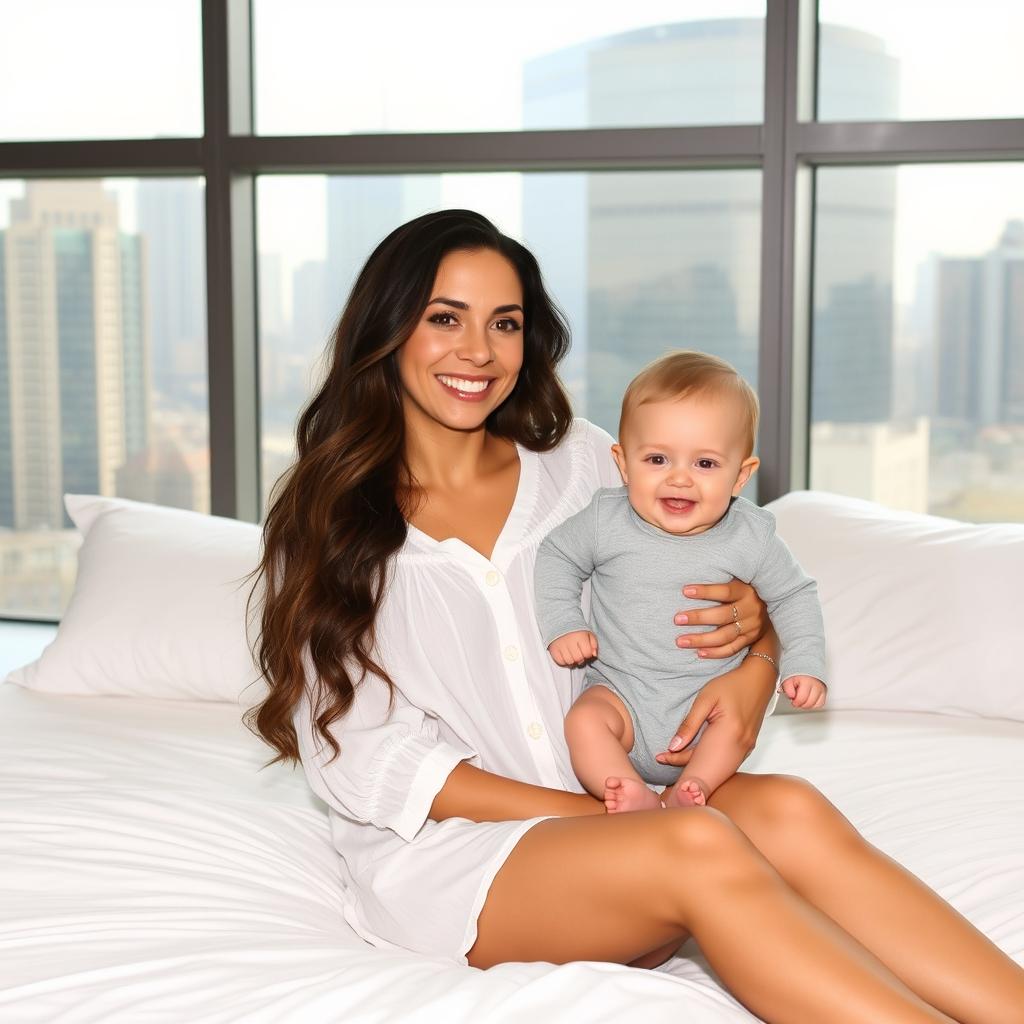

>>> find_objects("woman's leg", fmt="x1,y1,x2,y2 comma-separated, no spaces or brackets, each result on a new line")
710,773,1024,1024
469,808,955,1024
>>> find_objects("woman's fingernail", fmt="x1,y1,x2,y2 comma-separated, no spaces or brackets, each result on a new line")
683,586,697,597
698,650,707,657
676,614,688,624
668,737,684,751
678,638,691,647
655,754,667,762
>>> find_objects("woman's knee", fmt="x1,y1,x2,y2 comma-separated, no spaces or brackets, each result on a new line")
657,806,753,866
756,774,859,840
654,808,772,918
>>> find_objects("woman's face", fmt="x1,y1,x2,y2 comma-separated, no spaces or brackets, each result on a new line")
397,247,525,435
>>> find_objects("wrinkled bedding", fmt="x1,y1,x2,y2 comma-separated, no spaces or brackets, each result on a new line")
1,683,1021,1023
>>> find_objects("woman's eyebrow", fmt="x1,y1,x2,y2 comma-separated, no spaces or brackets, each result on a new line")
427,297,524,315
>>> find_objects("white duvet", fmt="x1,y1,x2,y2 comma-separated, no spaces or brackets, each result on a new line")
1,682,1022,1023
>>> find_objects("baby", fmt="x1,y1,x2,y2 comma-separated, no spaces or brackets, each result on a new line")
534,351,827,813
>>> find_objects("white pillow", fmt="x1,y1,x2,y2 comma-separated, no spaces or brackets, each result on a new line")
767,490,1024,722
5,495,266,704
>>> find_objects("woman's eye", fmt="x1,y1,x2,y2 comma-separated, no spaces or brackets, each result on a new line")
428,311,459,326
493,318,522,332
696,459,718,470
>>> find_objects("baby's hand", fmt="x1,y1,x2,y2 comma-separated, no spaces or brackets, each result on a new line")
781,675,827,710
548,630,598,667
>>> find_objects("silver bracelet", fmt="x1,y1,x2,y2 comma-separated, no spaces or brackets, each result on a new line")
746,651,778,672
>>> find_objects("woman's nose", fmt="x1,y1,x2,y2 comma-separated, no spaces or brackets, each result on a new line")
456,325,493,364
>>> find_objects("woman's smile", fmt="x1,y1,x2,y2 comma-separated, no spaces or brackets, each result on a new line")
435,373,497,401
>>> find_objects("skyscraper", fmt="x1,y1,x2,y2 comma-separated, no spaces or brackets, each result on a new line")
934,219,1024,429
522,20,899,437
0,181,149,530
136,178,205,409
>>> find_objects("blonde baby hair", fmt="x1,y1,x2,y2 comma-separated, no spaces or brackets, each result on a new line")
618,350,760,457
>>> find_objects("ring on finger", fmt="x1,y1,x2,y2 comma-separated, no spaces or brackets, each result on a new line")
731,604,739,622
734,620,742,637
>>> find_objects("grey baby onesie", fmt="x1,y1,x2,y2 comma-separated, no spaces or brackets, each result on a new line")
534,488,826,786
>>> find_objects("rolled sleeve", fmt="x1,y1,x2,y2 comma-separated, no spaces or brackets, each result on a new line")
295,664,475,843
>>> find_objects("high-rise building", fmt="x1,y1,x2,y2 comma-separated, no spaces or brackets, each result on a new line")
523,21,899,437
933,220,1024,429
136,178,205,408
0,181,149,530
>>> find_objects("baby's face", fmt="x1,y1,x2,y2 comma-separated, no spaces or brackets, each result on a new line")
612,394,759,536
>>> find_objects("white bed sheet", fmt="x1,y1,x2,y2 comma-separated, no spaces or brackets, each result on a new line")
1,682,1022,1023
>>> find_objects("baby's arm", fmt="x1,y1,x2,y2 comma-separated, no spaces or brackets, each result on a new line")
534,495,603,659
749,526,828,705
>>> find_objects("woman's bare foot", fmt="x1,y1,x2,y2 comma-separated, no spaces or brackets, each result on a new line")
663,778,708,808
604,776,661,813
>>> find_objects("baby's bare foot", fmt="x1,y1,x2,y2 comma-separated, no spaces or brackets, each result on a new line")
604,776,662,814
664,778,708,808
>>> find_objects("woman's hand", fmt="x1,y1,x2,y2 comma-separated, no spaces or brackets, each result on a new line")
674,579,767,660
654,634,778,769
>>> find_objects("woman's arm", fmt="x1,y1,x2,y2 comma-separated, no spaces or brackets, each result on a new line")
655,623,780,769
430,762,604,823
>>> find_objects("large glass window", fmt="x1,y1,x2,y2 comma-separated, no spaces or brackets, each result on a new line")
253,1,765,135
818,1,1024,122
809,163,1024,522
257,171,761,508
0,178,208,618
0,1,203,140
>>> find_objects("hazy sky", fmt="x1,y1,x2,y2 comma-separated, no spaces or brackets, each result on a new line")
1,0,1022,312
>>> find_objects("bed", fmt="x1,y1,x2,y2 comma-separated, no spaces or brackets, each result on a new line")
2,491,1022,1023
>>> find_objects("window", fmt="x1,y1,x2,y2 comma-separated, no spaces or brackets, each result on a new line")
0,1,203,140
4,0,1023,620
253,1,765,134
818,1,1024,122
0,179,208,618
810,164,1024,521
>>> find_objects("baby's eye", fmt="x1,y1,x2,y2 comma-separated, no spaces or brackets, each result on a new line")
493,317,522,333
696,458,719,470
428,311,459,326
645,454,667,466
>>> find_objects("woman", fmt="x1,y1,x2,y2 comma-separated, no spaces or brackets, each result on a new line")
249,210,1023,1023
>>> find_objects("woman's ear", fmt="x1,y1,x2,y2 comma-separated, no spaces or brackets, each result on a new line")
611,444,628,485
732,455,760,495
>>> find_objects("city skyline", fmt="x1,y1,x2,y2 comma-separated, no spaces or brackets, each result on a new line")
2,7,1024,618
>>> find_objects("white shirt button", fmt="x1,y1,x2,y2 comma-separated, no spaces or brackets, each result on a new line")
527,722,543,740
503,645,519,662
485,570,500,587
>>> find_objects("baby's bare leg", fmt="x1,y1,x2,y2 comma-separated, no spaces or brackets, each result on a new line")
665,716,747,808
564,687,660,813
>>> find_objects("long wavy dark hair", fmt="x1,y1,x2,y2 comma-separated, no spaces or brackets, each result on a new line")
246,209,574,766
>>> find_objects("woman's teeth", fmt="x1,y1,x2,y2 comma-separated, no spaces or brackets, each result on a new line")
438,375,490,393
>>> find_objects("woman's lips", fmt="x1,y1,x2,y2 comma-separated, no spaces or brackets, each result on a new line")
435,374,495,402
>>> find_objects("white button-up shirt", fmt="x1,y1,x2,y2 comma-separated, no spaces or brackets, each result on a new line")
294,420,622,963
